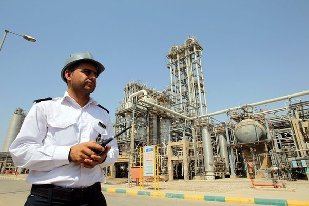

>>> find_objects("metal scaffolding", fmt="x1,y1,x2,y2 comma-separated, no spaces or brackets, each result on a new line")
167,37,207,117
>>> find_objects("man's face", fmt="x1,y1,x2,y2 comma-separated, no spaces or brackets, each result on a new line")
65,62,98,94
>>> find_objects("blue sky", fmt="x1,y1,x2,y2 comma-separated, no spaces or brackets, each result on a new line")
0,1,308,149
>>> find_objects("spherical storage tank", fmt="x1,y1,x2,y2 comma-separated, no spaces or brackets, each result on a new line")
234,119,266,143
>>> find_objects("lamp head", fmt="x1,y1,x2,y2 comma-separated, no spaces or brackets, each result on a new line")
23,35,36,42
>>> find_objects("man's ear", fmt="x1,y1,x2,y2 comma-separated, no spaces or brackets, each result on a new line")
64,70,72,82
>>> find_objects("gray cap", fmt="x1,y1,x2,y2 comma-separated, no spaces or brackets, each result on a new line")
61,52,105,82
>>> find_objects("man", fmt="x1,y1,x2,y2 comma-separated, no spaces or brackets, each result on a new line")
9,52,119,206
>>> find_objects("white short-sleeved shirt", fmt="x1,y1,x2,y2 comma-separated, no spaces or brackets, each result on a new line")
9,92,119,187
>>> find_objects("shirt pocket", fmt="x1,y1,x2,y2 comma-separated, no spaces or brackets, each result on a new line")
91,121,109,143
47,120,78,145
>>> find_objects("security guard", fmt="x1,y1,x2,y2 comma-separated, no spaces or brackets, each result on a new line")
10,52,119,206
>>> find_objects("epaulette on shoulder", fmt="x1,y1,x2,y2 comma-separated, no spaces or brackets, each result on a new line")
33,97,52,104
97,104,109,113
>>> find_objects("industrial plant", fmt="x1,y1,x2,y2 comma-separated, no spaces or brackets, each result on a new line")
1,37,309,183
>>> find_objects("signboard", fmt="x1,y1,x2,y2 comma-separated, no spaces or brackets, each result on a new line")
143,146,155,176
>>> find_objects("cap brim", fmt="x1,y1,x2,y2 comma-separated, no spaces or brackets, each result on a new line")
61,59,105,82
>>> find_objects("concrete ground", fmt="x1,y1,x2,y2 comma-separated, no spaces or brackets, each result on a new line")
113,178,308,200
1,175,309,205
103,177,309,205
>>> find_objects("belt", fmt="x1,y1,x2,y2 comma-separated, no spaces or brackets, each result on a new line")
31,182,101,201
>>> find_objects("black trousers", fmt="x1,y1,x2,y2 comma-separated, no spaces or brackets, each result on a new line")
25,182,107,206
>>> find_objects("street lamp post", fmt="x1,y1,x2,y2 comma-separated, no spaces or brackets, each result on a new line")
0,29,36,51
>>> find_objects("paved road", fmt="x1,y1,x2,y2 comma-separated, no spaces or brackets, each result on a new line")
0,179,260,206
105,192,260,206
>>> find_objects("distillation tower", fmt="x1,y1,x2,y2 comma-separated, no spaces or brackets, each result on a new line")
0,108,26,174
2,108,26,152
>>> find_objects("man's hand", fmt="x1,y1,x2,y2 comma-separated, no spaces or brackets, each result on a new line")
68,141,110,168
82,146,111,168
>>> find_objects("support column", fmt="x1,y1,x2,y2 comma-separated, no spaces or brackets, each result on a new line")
167,143,173,181
182,138,189,180
202,126,215,180
128,109,135,184
152,114,158,145
219,134,230,175
192,128,198,177
225,126,236,177
0,161,6,174
110,165,116,178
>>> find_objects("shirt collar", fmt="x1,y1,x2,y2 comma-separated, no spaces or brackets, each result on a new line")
61,91,98,107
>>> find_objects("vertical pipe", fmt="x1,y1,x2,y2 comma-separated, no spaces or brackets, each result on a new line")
128,109,135,185
167,143,173,181
160,118,170,146
0,158,6,174
219,134,230,175
168,62,173,104
192,127,198,177
182,132,189,180
157,116,161,145
225,127,236,177
199,51,208,115
264,118,272,141
202,126,215,180
146,112,150,145
177,53,183,111
152,114,158,145
190,51,198,115
185,49,192,108
193,46,203,116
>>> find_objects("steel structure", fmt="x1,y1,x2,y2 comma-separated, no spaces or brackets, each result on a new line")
113,37,309,182
167,37,207,117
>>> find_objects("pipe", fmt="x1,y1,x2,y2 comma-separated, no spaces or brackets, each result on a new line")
202,127,215,180
128,90,148,103
133,90,309,121
128,90,190,120
253,106,288,115
141,99,192,120
249,90,309,107
225,127,236,176
218,134,229,174
201,90,309,118
192,128,198,176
